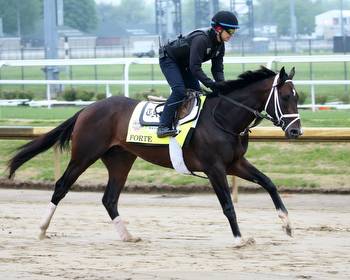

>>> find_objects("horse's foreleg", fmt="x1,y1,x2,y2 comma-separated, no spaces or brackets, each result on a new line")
229,157,293,237
206,164,255,248
101,147,140,242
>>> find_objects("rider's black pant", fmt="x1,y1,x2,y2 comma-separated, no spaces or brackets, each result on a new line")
159,56,200,128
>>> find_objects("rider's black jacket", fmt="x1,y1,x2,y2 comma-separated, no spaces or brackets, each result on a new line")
163,28,225,88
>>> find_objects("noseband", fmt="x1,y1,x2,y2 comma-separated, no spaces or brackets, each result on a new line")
213,73,300,136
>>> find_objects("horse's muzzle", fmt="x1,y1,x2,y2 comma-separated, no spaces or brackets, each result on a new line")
286,127,303,139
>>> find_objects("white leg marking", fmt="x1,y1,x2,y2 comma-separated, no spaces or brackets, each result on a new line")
39,202,57,239
234,236,242,246
112,216,141,242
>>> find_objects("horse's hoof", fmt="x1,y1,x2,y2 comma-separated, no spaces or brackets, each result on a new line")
283,225,293,237
38,231,48,240
233,237,256,248
123,236,142,243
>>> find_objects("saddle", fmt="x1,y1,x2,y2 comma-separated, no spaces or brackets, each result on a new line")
126,93,207,146
139,90,202,126
176,90,199,120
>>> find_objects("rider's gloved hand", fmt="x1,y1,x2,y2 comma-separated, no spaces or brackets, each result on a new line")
208,81,226,97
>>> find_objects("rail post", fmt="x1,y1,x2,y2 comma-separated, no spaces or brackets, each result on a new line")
123,61,131,97
105,84,111,98
311,84,316,112
46,83,51,109
231,176,238,203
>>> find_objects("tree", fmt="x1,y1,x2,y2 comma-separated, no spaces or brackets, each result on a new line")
254,0,350,36
0,0,41,36
320,0,350,10
0,0,98,36
63,0,97,32
96,0,153,34
182,0,196,33
116,0,152,24
254,0,323,35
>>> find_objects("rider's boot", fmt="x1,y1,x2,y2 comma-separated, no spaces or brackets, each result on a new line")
157,101,178,138
157,125,178,138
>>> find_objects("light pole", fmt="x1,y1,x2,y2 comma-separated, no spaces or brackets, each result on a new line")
16,0,21,37
289,0,297,52
43,0,60,97
340,0,346,52
340,0,348,95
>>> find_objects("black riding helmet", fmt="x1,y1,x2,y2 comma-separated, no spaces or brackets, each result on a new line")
211,11,239,35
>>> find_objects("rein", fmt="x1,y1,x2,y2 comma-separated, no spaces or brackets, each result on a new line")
212,97,265,136
212,73,300,136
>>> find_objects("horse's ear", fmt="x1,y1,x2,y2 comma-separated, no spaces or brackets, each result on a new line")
278,67,288,85
279,67,286,77
288,67,295,79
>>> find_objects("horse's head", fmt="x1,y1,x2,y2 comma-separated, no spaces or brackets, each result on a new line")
264,67,302,139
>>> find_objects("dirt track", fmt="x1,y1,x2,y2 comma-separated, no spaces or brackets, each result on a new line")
0,189,349,280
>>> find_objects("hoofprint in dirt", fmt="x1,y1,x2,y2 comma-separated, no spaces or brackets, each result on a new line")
0,189,349,280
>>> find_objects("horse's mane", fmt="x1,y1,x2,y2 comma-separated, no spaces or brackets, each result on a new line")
220,66,276,92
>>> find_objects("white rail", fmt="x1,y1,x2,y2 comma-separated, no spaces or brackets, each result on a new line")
1,55,350,110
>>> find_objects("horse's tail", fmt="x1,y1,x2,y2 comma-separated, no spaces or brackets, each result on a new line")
8,110,82,179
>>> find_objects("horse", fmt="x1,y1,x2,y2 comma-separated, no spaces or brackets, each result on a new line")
8,66,302,248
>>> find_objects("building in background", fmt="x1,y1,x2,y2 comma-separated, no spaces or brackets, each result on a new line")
315,10,350,40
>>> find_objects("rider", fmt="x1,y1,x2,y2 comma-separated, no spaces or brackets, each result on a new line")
157,10,239,138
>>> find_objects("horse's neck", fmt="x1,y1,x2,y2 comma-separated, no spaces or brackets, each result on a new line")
224,83,271,133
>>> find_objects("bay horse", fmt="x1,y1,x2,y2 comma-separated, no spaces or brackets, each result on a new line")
8,66,302,247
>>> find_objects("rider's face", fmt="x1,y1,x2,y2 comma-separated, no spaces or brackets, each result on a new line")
221,30,234,42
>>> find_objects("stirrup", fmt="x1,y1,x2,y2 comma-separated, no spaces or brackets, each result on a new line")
157,126,178,138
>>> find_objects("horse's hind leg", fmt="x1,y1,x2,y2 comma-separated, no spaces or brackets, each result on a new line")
39,155,102,239
101,146,139,242
229,157,293,237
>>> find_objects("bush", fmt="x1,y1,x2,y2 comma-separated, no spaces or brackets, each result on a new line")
133,89,160,100
76,90,95,101
62,88,77,101
1,90,17,99
96,93,106,100
316,95,328,104
16,90,34,100
133,91,149,100
297,91,307,105
0,89,35,100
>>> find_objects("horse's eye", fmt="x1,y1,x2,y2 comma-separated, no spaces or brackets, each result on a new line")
282,94,290,101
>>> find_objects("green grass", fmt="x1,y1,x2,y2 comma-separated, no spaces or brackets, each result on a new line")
1,140,349,189
0,106,82,120
298,110,350,127
1,106,349,127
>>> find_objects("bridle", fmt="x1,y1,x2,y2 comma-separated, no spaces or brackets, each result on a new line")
264,73,300,131
213,73,300,135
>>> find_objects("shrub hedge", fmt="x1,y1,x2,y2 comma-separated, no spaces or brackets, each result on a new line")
0,90,34,100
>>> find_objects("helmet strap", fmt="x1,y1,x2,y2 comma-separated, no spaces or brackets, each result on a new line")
214,26,224,42
214,26,223,33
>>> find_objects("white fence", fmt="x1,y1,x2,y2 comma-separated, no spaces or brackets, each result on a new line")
1,55,350,110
